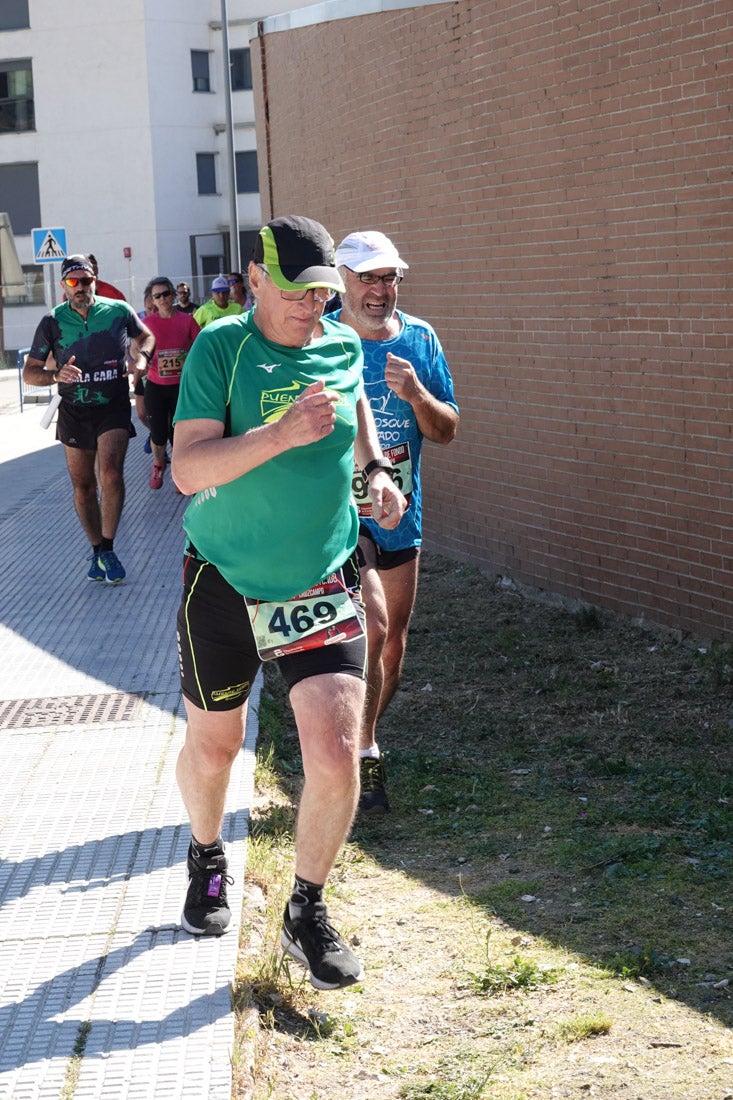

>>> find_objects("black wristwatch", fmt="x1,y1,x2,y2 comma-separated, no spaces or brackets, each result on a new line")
363,457,394,479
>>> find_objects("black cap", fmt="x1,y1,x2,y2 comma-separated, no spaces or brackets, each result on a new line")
61,254,94,278
252,215,345,293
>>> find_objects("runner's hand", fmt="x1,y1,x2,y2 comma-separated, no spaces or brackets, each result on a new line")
55,355,82,384
277,379,338,448
384,353,419,402
369,471,407,530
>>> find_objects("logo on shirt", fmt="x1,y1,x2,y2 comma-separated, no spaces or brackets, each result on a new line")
259,379,352,427
260,380,307,422
255,362,278,373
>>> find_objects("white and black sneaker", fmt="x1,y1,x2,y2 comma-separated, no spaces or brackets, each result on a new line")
281,902,364,990
181,843,233,936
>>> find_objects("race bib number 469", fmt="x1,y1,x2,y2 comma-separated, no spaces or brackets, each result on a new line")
245,571,364,661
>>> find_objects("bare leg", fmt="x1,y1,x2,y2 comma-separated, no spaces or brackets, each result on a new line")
377,553,420,718
359,543,420,752
357,535,388,752
95,428,129,539
64,446,102,545
290,672,364,884
176,698,248,845
280,672,367,988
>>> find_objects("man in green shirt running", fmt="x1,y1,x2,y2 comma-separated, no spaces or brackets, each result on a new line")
23,254,155,583
172,216,406,990
193,275,243,328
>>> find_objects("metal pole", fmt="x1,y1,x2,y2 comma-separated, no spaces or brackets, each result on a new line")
220,0,240,272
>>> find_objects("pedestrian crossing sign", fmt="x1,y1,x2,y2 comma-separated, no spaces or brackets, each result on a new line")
32,227,68,263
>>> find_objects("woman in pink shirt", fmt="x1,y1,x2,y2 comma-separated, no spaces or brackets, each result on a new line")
139,277,200,489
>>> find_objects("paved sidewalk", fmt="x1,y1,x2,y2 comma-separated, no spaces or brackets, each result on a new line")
0,372,258,1100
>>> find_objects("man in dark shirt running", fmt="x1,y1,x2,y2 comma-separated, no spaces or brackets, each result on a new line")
23,254,155,583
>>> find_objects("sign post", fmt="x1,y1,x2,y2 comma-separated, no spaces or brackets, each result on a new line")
32,227,68,308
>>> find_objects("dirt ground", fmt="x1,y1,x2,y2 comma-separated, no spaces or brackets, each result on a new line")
236,553,733,1100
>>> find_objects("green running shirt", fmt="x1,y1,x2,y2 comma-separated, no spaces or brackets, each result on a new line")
174,311,364,602
28,297,147,406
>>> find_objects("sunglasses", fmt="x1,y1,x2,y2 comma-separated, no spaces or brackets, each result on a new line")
63,276,94,288
152,290,173,300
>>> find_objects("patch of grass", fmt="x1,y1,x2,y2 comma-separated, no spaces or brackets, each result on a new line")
236,552,733,1100
556,1012,612,1042
467,952,558,996
695,640,733,693
398,1055,498,1100
607,944,674,980
574,605,604,633
60,1020,91,1099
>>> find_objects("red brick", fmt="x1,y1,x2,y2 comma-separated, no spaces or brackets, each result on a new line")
251,0,733,636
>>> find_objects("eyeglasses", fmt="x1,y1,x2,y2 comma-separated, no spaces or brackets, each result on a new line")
354,271,403,287
227,278,243,286
257,264,335,304
63,276,94,288
152,290,173,300
280,286,336,303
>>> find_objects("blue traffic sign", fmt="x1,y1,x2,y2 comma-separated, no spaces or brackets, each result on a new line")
32,227,68,263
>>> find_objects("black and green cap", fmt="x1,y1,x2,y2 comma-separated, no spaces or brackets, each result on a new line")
253,215,345,294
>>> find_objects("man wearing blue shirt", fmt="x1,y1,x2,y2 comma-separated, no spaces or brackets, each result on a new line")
334,231,459,813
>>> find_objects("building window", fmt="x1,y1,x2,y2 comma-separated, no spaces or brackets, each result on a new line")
235,151,258,194
0,0,29,31
191,50,211,93
239,229,259,267
0,162,40,234
0,59,34,133
3,264,44,306
196,153,217,195
201,254,225,279
230,48,252,92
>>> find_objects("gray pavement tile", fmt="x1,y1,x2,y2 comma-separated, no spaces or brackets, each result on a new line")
0,398,260,1100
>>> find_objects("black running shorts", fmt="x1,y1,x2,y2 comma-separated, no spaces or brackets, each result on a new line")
176,551,367,712
358,525,420,571
56,395,135,450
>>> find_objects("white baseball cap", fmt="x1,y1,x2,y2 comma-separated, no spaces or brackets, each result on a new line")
335,231,409,273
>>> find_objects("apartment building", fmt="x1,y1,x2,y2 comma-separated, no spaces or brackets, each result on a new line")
0,0,307,355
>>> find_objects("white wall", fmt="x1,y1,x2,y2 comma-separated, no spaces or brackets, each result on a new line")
0,0,315,353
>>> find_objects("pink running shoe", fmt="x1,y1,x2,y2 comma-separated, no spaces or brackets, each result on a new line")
149,464,164,490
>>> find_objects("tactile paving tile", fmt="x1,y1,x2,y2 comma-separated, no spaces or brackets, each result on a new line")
0,407,261,1100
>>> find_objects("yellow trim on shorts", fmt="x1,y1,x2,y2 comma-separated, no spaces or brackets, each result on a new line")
184,559,209,711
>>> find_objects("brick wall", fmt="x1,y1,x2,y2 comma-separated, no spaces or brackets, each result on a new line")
251,0,733,638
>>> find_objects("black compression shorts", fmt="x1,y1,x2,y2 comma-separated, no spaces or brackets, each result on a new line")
358,524,420,571
176,551,367,712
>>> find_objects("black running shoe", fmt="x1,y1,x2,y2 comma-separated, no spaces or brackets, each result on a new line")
358,755,391,814
181,844,233,935
281,902,364,990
